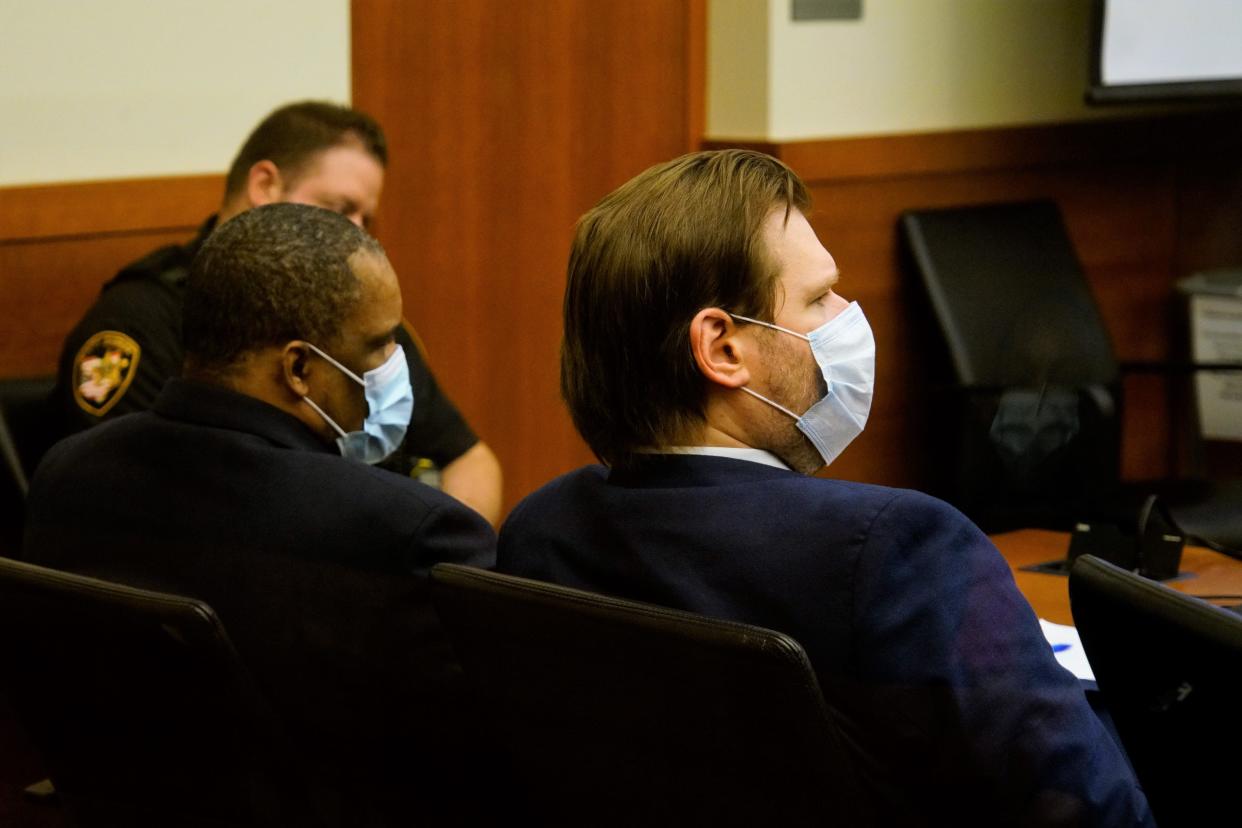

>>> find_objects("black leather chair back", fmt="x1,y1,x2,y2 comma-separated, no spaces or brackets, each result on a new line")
0,556,297,827
430,563,867,827
1069,554,1242,828
899,201,1118,389
899,201,1123,530
0,376,56,554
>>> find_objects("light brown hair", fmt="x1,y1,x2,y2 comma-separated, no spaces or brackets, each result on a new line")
561,149,810,467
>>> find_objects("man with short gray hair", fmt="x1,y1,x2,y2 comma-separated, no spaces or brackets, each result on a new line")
27,203,497,825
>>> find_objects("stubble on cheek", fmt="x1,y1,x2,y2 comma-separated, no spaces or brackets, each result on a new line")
753,332,824,475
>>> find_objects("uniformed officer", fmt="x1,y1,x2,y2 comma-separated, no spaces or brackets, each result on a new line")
51,101,503,524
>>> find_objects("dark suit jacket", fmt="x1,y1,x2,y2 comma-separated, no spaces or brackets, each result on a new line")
24,378,498,826
497,454,1154,827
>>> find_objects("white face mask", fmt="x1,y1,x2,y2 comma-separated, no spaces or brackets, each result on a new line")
730,301,876,468
300,342,414,464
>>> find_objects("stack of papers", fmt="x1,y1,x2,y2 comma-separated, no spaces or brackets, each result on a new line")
1039,619,1095,682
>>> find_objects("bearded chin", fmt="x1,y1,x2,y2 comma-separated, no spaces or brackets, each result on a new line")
768,381,826,475
758,334,827,475
775,429,825,476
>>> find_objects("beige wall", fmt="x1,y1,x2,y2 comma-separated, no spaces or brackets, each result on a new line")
708,0,1152,141
0,1,1159,184
0,1,350,186
706,0,771,139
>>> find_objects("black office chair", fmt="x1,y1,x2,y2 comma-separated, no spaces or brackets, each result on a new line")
0,376,57,555
0,556,301,827
899,200,1242,546
1069,554,1242,828
429,563,870,827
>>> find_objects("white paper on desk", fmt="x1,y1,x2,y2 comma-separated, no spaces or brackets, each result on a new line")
1039,619,1095,682
1190,294,1242,440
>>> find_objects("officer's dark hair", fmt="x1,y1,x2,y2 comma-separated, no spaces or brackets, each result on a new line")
223,101,388,199
184,203,386,377
561,149,810,467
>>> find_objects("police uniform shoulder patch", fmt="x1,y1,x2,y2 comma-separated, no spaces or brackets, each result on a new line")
73,330,141,416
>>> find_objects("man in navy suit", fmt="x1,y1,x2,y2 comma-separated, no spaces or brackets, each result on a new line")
497,150,1153,827
26,204,498,825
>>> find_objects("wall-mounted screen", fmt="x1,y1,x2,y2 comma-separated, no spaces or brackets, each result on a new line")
1089,0,1242,104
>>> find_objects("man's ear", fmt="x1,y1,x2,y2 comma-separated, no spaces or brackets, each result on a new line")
246,160,284,208
281,341,313,397
689,308,750,389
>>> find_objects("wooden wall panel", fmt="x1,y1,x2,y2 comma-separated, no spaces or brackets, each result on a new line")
352,0,699,513
0,231,194,377
9,29,1235,520
0,176,221,378
711,113,1242,491
0,176,221,241
351,0,1239,510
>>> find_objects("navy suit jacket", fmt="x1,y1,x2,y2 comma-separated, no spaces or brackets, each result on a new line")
24,378,498,824
498,454,1153,827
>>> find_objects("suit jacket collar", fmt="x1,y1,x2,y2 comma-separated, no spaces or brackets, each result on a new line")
607,452,798,489
153,378,333,454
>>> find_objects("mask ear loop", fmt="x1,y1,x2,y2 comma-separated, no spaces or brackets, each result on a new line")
737,385,801,420
728,313,810,420
297,342,359,440
301,395,350,439
728,313,811,342
302,341,365,386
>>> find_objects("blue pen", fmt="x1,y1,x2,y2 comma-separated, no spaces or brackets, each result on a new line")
1052,643,1071,653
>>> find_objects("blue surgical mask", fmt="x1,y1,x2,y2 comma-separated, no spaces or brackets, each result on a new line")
300,342,414,464
730,302,875,468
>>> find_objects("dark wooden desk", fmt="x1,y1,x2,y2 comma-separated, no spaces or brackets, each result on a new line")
992,528,1242,626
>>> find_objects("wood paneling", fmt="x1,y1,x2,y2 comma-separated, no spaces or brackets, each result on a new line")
1,175,221,241
685,0,707,153
0,176,221,378
9,15,1236,517
0,231,192,377
352,0,699,513
352,0,1240,509
710,112,1242,490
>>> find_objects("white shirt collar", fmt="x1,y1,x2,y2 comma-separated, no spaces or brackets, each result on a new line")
644,446,791,471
